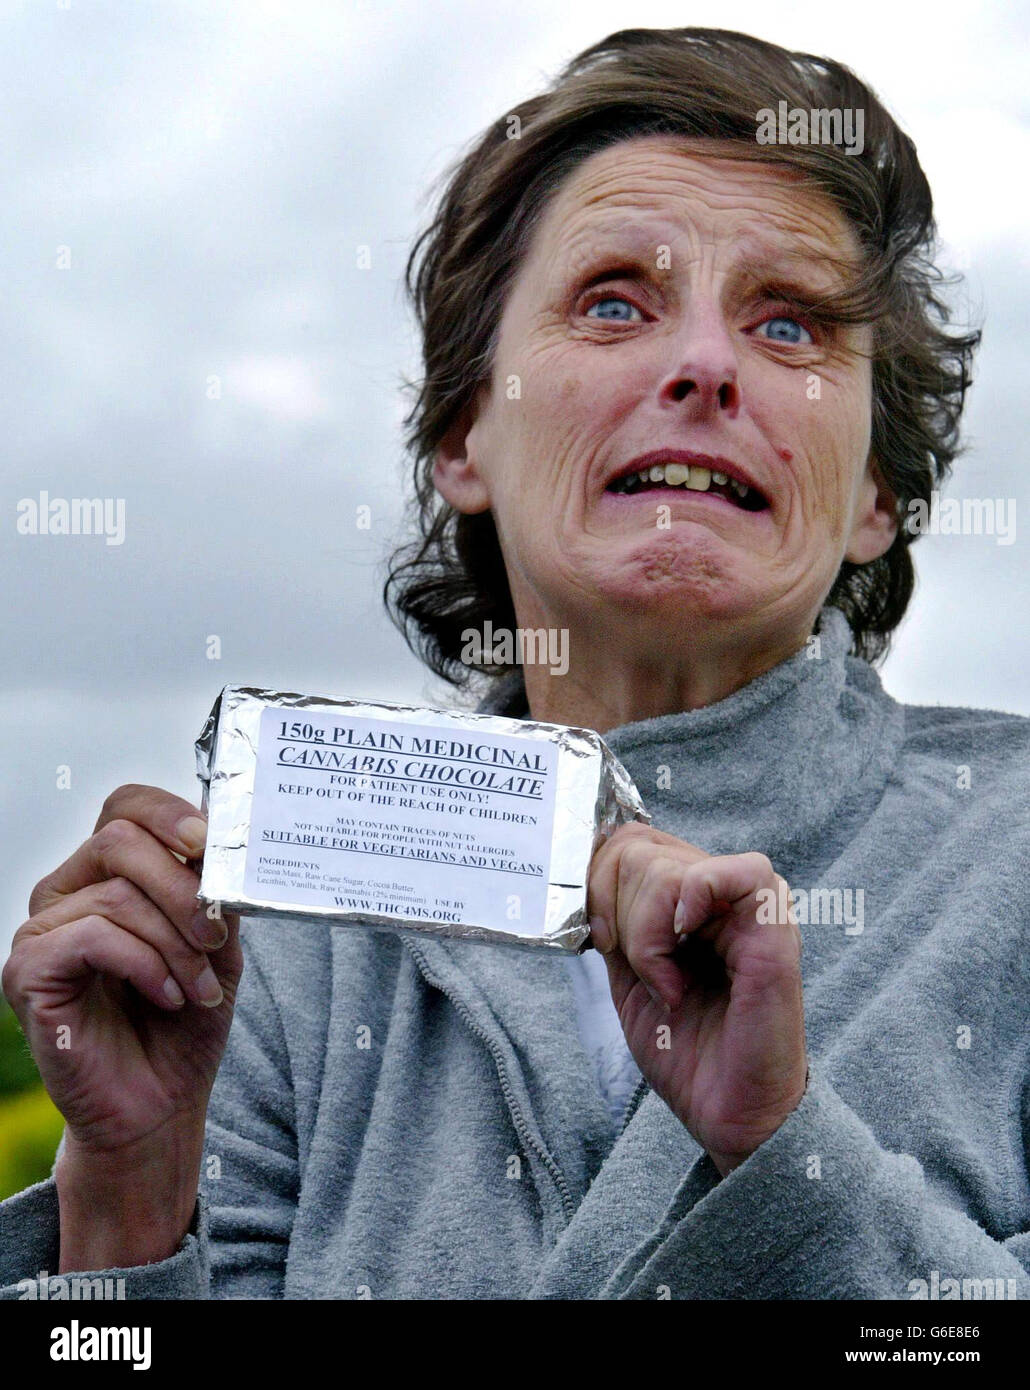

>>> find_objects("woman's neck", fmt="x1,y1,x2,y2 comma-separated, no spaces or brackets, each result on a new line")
518,614,813,734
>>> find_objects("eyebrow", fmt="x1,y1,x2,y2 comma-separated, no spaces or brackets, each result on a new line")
734,234,854,294
555,219,852,296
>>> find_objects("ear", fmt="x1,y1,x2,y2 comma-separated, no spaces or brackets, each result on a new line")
431,391,492,515
844,454,898,565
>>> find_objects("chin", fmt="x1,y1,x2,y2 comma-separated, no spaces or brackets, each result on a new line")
579,530,767,622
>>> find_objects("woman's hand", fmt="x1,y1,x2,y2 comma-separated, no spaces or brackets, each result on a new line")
588,823,807,1176
1,784,243,1269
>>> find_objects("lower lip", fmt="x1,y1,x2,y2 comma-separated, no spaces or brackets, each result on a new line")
598,485,773,525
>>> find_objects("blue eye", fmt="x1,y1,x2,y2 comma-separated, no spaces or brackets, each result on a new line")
585,295,641,322
757,316,813,345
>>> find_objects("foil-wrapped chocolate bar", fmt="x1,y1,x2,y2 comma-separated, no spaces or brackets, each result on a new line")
194,686,650,952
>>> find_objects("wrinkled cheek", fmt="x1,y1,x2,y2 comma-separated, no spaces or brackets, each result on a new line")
492,479,560,573
795,455,851,540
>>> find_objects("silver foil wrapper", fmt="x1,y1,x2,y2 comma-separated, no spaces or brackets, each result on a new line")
194,686,649,953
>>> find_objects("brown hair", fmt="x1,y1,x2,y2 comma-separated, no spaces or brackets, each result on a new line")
384,26,981,688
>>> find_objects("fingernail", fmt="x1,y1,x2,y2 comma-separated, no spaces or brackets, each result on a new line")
177,815,208,856
196,966,223,1007
192,908,228,949
163,976,185,1006
673,898,687,936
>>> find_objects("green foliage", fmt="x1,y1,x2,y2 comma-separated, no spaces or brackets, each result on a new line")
0,1087,64,1199
0,997,64,1199
0,997,43,1095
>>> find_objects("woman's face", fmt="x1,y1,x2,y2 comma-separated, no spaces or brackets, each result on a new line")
434,136,897,660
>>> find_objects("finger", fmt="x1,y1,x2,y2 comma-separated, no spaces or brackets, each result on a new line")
591,941,655,1017
616,853,796,1012
15,880,225,1008
8,914,196,1016
93,783,208,859
618,852,702,1010
29,818,207,940
588,823,706,954
675,853,797,946
673,858,802,995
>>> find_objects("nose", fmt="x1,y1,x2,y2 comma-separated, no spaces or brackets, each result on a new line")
657,305,741,418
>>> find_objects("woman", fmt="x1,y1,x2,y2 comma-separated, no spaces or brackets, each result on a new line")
2,27,1027,1300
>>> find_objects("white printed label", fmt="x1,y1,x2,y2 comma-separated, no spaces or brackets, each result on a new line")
243,707,558,935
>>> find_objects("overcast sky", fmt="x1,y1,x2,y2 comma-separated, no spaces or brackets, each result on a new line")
2,0,1027,958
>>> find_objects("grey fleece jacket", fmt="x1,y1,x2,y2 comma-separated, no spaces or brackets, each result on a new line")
2,606,1029,1300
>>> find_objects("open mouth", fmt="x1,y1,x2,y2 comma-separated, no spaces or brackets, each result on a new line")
607,462,768,512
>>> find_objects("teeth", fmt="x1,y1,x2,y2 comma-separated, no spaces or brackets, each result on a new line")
610,462,759,504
